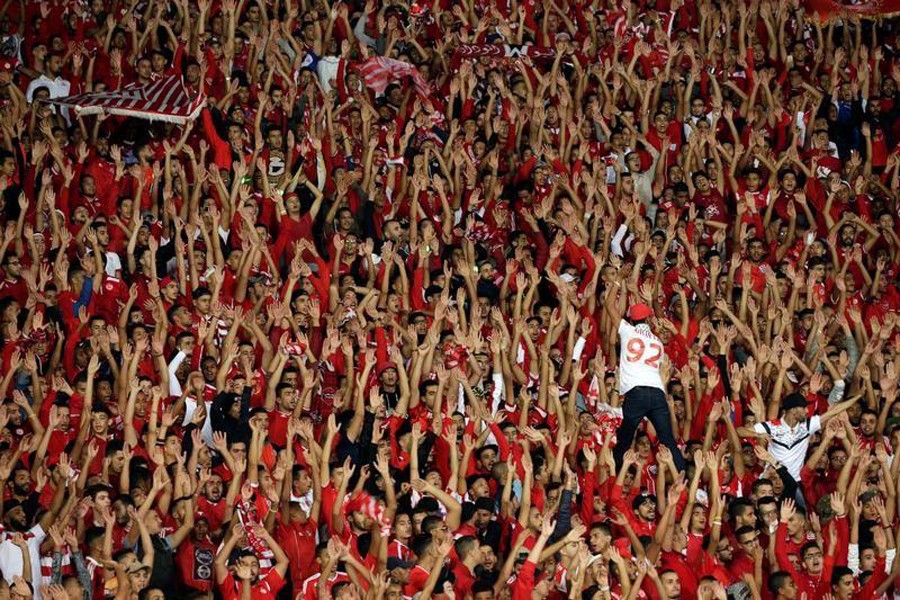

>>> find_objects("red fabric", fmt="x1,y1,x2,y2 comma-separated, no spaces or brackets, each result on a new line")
804,0,900,18
52,74,205,123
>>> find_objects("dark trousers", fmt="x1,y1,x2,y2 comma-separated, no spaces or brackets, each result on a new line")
613,386,685,473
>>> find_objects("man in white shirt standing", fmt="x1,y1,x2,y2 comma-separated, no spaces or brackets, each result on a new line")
613,303,685,472
738,391,858,483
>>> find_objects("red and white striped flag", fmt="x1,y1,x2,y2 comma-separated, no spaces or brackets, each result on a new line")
358,57,431,100
344,491,392,536
49,74,205,124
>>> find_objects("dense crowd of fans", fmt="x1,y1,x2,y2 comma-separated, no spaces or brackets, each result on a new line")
1,0,900,599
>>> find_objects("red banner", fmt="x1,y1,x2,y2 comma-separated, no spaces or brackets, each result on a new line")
453,44,556,63
805,0,900,20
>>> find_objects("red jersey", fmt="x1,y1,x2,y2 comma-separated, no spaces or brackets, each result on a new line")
275,519,318,590
218,569,285,600
175,536,217,592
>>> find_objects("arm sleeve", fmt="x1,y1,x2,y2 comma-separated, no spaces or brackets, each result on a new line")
610,224,629,257
490,372,504,415
73,277,94,317
353,15,377,48
844,332,860,371
848,543,860,575
71,551,94,600
609,483,631,517
201,108,232,171
51,551,63,585
167,351,187,397
549,489,574,542
832,515,850,567
572,336,587,362
580,468,596,527
775,465,799,503
774,523,801,576
488,422,511,460
827,379,847,406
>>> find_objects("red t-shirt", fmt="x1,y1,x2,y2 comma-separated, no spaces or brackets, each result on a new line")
175,536,217,592
453,563,477,597
267,409,292,449
403,565,431,597
218,569,285,600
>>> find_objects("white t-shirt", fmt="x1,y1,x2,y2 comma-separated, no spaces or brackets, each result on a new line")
617,320,665,394
0,523,46,600
753,415,821,481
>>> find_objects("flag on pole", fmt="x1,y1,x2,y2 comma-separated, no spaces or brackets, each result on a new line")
49,74,205,124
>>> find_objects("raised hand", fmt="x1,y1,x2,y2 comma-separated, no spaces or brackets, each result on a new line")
780,497,796,523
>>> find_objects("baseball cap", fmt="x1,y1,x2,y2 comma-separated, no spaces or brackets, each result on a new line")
632,492,657,511
782,392,807,410
377,361,397,376
628,303,653,321
126,562,151,575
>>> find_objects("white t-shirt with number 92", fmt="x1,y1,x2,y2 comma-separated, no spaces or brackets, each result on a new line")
618,320,666,394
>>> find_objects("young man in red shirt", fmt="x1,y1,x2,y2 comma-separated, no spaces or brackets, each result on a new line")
214,523,290,600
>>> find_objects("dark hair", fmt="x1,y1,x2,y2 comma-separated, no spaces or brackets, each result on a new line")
799,541,821,560
751,479,773,494
734,525,757,540
729,498,755,523
112,548,135,562
590,522,611,536
421,515,444,535
831,566,853,586
105,440,125,456
411,533,433,558
455,536,478,560
768,571,793,594
418,380,438,397
85,526,106,548
472,580,494,595
85,484,111,501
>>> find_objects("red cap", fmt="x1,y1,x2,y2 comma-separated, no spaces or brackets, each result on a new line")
628,303,653,321
0,58,17,73
377,361,397,376
160,276,176,288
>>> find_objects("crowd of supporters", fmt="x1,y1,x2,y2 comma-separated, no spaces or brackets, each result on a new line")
0,0,899,600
